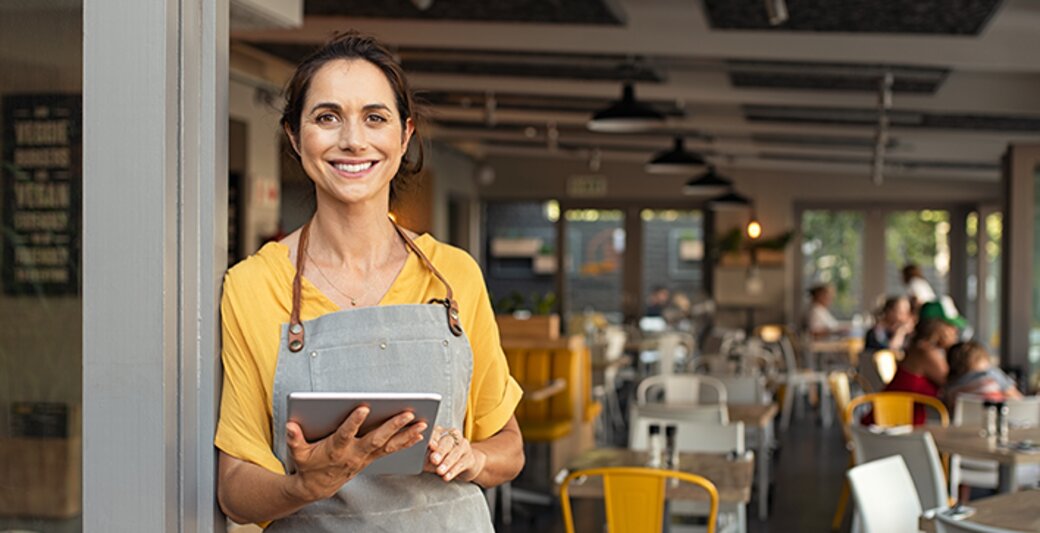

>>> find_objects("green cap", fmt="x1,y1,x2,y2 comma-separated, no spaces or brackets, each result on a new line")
918,300,968,329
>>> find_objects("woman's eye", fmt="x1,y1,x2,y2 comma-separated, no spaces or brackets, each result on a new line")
316,113,338,124
367,114,388,124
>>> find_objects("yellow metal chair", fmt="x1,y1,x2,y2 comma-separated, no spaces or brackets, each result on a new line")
845,391,949,427
560,467,720,533
831,391,950,530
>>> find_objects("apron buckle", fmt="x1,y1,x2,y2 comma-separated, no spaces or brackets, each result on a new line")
429,298,464,337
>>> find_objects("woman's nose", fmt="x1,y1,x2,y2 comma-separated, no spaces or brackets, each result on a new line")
337,121,367,151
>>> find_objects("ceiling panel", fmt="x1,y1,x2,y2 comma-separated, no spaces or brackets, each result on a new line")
303,0,627,25
702,0,1001,35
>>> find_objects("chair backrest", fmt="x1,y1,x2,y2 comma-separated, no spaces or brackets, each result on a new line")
629,415,746,454
603,326,627,361
847,455,923,533
953,394,1040,428
934,512,1023,533
636,374,728,405
633,402,730,426
561,466,719,533
504,343,580,434
874,350,899,385
829,371,854,441
711,375,769,405
850,425,948,511
846,392,950,428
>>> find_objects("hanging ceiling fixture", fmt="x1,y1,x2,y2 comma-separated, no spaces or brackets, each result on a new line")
682,166,733,196
587,82,665,133
708,191,752,211
764,0,789,26
645,137,707,174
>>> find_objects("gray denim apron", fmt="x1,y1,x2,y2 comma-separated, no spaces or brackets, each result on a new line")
266,222,494,532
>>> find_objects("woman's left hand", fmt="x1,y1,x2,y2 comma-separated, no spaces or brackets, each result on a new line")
425,426,487,482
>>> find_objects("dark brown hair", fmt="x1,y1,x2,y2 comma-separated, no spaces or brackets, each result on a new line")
946,341,989,383
913,318,952,346
280,31,424,201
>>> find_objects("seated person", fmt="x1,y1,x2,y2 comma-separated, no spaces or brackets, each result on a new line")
645,285,670,317
865,296,914,351
944,341,1022,408
804,283,845,339
864,317,957,426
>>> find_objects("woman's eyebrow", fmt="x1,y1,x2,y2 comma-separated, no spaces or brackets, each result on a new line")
308,102,341,114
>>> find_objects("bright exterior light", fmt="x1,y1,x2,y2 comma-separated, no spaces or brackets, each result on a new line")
747,218,762,239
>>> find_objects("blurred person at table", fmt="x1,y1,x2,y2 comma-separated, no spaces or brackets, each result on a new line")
865,296,915,352
944,340,1022,409
645,285,671,317
661,291,692,328
804,283,846,339
870,314,958,425
902,263,936,311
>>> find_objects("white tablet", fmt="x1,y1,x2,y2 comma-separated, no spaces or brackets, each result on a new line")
287,391,441,475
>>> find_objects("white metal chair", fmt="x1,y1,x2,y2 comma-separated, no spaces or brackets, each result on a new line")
934,511,1023,533
629,414,747,533
637,374,728,406
846,455,923,533
949,395,1040,492
632,402,730,425
710,375,771,405
849,425,948,512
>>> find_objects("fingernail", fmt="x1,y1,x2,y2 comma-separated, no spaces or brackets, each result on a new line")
416,423,428,432
431,453,442,463
403,413,415,422
446,473,455,481
437,465,447,474
358,407,370,416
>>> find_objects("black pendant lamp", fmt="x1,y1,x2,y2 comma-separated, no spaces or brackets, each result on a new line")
682,166,733,196
587,82,665,133
646,137,707,174
708,191,752,211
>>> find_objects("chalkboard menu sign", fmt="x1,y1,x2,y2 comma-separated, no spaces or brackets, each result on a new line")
2,94,81,295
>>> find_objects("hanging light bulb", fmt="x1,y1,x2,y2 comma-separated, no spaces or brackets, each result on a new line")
747,215,762,240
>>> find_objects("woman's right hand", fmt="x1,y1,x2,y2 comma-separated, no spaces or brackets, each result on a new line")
284,407,427,503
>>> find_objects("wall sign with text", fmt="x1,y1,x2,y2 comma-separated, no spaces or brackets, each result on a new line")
2,94,81,295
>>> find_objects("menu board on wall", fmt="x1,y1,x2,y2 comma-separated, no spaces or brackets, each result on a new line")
2,94,81,295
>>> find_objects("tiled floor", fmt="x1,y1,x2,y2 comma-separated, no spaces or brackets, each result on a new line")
499,411,850,533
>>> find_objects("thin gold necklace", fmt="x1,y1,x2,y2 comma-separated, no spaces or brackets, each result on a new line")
304,247,371,307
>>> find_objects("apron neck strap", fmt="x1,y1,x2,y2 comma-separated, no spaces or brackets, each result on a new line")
287,218,463,352
391,222,464,337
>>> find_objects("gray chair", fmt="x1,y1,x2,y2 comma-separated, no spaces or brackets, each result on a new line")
847,455,923,533
850,424,948,512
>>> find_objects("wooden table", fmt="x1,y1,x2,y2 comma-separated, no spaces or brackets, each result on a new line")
729,404,780,520
923,426,1040,493
558,447,755,505
920,490,1040,532
810,337,864,367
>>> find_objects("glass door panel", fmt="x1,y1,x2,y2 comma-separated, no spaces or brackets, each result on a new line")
1,1,83,531
564,209,624,325
884,209,951,301
801,210,864,319
640,209,704,325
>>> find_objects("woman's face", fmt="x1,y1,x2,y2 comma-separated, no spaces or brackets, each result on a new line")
886,299,911,325
290,59,413,208
937,323,959,349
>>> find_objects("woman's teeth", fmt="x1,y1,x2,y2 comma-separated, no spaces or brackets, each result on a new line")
334,161,374,173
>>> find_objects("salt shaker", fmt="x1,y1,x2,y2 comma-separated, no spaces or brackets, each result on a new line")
997,402,1010,446
983,400,998,438
647,424,664,468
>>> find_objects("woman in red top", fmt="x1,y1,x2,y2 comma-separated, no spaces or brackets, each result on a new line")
882,317,957,424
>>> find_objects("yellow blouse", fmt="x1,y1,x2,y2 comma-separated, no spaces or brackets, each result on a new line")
215,234,522,475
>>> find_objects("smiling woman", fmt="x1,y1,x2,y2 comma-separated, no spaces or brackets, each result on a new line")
215,32,524,532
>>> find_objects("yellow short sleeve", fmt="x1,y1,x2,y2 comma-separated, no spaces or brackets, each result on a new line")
214,270,285,475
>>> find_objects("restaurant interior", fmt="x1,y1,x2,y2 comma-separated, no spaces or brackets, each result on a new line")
3,0,1040,532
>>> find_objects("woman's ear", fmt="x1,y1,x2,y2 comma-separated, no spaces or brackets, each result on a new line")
402,117,415,149
283,123,301,156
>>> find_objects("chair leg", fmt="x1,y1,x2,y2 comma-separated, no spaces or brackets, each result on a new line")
501,481,512,525
831,479,850,531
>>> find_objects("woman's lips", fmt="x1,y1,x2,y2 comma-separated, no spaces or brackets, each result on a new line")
329,160,378,177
